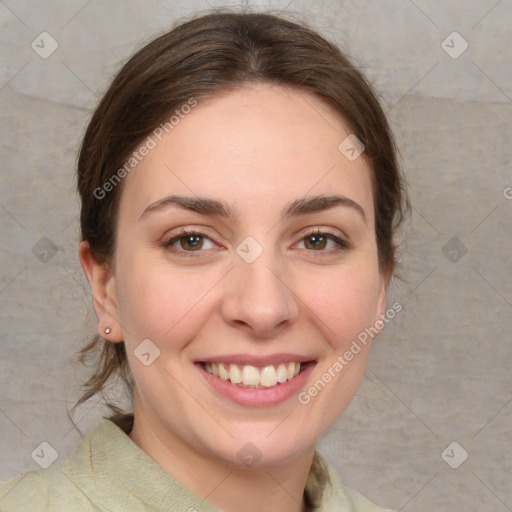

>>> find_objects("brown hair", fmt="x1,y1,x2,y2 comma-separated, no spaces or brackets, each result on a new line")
73,8,409,510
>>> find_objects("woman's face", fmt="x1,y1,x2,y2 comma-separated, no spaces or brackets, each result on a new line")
108,84,387,467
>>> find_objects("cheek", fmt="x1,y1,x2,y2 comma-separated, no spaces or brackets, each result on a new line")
114,252,219,344
299,264,382,348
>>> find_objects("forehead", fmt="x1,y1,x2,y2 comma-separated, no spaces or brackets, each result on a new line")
120,84,375,223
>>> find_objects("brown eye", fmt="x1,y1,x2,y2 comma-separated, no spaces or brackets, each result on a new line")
296,230,349,254
304,234,328,250
180,234,204,251
163,230,216,255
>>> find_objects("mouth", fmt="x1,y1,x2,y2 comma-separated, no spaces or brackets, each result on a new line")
198,360,313,389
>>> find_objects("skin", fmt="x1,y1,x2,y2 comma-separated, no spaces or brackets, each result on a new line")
80,83,389,512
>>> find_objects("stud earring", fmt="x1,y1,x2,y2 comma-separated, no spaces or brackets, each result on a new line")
104,327,112,335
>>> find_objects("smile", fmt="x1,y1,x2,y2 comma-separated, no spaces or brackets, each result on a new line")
195,353,316,406
200,361,304,389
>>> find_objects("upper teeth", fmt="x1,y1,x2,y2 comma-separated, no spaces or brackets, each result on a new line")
203,362,302,388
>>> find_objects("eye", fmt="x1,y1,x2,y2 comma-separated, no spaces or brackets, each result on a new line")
162,229,216,255
296,229,349,253
162,228,349,258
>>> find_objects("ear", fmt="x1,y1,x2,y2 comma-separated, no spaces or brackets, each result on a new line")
374,270,390,329
79,240,123,343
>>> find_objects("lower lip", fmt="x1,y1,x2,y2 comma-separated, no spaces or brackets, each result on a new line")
195,362,316,407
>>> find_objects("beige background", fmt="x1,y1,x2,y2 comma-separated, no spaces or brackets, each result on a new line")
1,1,511,510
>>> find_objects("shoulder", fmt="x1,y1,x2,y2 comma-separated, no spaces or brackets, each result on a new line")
0,471,49,511
316,452,397,512
0,419,211,512
0,420,120,512
340,485,397,512
0,462,98,512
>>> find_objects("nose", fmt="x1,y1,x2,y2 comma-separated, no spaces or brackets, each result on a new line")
220,248,300,339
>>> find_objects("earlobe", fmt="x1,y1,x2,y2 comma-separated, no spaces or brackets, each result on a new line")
78,240,123,342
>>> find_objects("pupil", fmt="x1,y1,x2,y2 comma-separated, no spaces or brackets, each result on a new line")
184,235,202,249
308,235,326,249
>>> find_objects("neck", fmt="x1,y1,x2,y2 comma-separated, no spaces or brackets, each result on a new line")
128,405,316,512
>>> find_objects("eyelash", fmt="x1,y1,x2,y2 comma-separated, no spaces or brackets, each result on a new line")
162,228,349,258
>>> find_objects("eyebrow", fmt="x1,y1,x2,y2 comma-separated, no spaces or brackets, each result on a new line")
140,194,366,224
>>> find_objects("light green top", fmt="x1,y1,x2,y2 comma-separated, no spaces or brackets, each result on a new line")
0,420,395,511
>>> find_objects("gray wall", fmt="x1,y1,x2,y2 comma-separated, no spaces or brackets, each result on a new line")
1,1,511,510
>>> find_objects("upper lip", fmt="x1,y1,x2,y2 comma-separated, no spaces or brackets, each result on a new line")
196,353,315,367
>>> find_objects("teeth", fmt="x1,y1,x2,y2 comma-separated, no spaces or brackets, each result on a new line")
242,365,260,386
219,363,229,381
260,365,278,387
203,361,304,388
276,363,288,383
287,362,295,380
228,364,242,384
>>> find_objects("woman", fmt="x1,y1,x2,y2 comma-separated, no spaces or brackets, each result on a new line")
0,9,407,511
